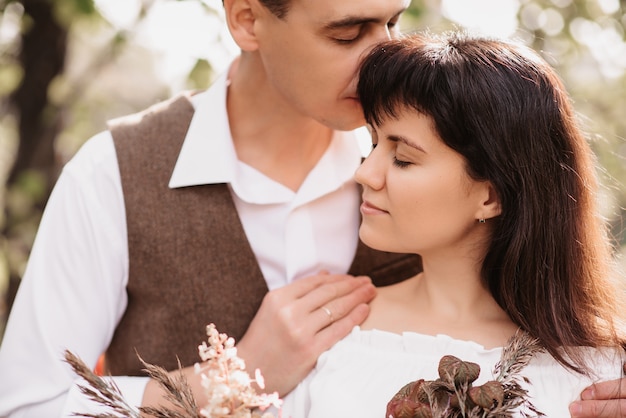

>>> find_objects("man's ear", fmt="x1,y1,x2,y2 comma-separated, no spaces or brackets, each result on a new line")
477,182,502,220
223,0,260,51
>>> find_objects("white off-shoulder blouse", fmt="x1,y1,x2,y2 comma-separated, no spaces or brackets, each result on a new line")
280,327,625,418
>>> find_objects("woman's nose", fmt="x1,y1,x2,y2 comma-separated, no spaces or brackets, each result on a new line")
355,147,385,190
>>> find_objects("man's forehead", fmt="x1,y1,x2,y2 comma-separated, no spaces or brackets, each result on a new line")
292,0,410,25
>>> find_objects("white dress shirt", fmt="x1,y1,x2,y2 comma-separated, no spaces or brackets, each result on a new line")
0,69,371,417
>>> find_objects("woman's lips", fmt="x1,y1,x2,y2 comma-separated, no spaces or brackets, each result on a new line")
360,200,388,215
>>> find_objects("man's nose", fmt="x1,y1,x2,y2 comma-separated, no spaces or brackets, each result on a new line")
380,25,393,42
361,25,392,54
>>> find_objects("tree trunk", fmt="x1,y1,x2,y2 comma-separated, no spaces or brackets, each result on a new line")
2,0,67,324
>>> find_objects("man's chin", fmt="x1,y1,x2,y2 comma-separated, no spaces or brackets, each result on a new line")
320,115,366,132
316,100,366,131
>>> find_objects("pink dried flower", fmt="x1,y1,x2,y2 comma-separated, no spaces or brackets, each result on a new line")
65,323,281,418
196,324,282,418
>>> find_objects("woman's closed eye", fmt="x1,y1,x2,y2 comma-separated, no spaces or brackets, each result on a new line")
392,156,411,168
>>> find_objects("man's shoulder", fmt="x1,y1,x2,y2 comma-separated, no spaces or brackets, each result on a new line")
107,91,197,132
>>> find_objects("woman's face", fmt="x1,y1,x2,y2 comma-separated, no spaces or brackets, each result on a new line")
355,109,494,257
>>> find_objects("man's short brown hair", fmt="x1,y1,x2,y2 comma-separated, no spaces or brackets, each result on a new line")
223,0,290,18
260,0,290,18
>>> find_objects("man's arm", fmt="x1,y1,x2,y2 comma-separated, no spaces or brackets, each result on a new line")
0,132,134,417
569,367,626,418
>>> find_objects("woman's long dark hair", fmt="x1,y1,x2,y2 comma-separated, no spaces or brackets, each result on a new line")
358,30,626,373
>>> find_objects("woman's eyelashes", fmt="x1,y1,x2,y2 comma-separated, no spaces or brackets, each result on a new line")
392,156,411,168
370,139,412,167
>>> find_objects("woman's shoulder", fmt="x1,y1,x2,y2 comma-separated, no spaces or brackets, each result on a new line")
526,346,626,379
520,347,626,416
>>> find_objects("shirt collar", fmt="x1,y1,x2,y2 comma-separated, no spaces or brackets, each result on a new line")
168,69,372,190
169,71,236,188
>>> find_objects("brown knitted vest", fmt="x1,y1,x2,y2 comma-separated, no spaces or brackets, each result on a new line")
105,93,422,376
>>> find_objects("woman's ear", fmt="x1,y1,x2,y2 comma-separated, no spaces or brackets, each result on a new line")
478,182,502,220
223,0,260,51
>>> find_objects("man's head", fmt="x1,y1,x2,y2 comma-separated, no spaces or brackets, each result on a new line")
225,0,290,18
258,0,290,18
224,0,410,131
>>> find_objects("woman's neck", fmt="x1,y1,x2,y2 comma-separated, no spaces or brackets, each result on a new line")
362,264,518,349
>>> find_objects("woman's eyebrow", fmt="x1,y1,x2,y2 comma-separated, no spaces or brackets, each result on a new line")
388,134,427,154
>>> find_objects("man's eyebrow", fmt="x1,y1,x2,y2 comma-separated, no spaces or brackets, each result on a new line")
324,16,380,30
323,8,406,30
388,134,427,153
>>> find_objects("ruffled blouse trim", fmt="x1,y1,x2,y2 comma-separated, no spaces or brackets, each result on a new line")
342,326,503,356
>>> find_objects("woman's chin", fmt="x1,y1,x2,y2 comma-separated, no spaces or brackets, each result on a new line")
359,228,393,253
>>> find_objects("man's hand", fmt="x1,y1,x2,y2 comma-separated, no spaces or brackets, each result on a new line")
569,364,626,417
235,272,377,396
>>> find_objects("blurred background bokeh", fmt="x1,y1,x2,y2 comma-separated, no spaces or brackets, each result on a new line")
1,0,625,341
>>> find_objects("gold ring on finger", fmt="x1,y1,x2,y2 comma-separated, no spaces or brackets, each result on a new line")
321,305,334,323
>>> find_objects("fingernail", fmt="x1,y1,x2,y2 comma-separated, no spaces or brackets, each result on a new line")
580,387,594,400
569,401,582,417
